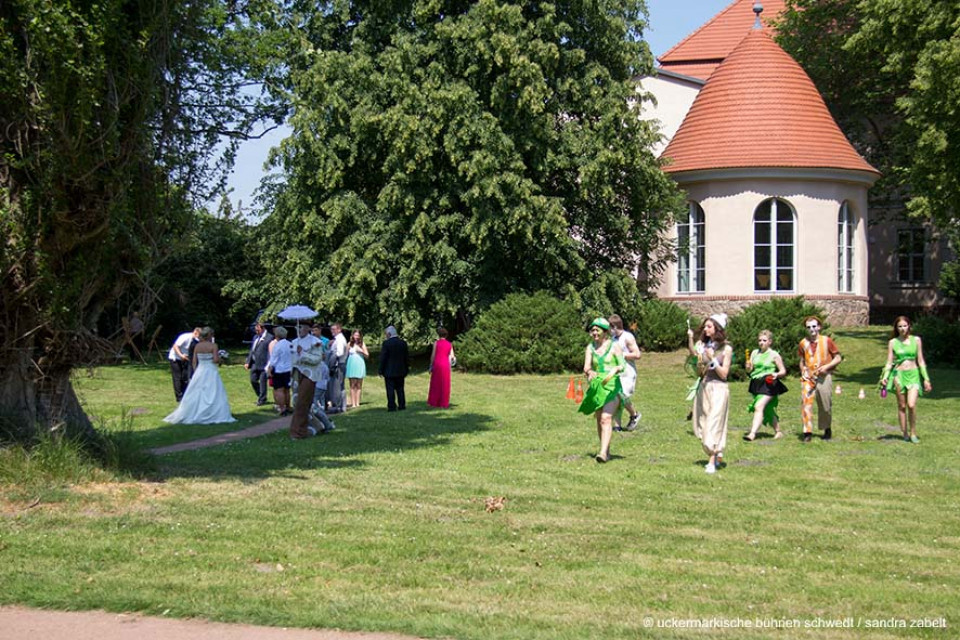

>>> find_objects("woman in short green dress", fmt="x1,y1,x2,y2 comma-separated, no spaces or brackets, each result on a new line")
578,317,625,463
744,330,788,441
880,316,932,443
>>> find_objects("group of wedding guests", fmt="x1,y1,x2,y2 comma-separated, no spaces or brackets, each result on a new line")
578,312,933,473
245,321,372,438
163,320,458,441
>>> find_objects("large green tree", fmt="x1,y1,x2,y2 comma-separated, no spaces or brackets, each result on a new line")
778,0,960,296
249,0,681,336
0,0,284,439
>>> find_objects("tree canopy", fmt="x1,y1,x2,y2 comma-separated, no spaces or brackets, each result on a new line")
0,0,284,437
247,0,682,336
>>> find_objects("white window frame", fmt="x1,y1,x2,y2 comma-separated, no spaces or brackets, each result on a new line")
677,201,705,293
838,201,855,293
753,198,796,293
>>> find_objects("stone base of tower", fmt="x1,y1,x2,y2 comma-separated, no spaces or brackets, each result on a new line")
662,295,869,327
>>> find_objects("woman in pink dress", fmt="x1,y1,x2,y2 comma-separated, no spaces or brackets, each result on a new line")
427,327,456,408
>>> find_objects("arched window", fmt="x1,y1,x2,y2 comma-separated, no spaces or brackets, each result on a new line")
677,201,705,293
838,202,855,293
753,198,795,292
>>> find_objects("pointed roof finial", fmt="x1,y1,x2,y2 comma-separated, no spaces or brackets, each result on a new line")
753,2,764,29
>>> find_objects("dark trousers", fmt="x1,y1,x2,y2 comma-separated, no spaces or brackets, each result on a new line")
170,359,190,401
328,365,345,412
249,368,267,404
384,376,406,411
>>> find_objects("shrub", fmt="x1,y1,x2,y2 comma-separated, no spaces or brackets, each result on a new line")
911,315,960,367
632,299,693,352
725,297,829,380
457,292,587,374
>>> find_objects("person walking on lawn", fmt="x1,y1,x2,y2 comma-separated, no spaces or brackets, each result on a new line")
798,316,841,442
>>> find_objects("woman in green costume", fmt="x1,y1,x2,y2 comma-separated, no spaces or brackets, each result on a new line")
880,316,932,443
743,330,788,441
578,317,625,463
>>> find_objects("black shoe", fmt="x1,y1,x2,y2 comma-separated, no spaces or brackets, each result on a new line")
256,399,266,406
822,428,832,440
802,433,812,443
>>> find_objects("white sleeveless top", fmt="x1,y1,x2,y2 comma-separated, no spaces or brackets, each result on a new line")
616,330,637,375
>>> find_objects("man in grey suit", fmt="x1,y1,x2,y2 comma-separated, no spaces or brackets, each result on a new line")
244,322,272,406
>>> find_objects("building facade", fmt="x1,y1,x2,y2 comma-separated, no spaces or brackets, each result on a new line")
640,0,954,324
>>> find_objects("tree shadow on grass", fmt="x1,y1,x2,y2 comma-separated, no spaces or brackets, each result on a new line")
147,401,494,481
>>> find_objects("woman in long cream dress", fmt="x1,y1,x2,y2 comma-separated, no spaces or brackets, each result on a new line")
687,314,732,474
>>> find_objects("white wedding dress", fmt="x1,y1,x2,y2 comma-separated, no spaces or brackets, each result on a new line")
164,353,236,424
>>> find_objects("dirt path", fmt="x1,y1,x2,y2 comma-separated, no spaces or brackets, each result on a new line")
148,415,292,455
0,606,424,640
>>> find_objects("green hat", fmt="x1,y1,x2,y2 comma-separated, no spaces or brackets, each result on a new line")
588,317,610,331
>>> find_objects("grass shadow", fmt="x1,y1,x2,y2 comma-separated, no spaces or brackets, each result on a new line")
151,400,494,481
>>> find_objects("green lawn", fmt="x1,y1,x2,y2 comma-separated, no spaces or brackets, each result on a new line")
1,327,958,639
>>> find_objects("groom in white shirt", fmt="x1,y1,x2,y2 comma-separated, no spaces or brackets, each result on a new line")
168,327,200,401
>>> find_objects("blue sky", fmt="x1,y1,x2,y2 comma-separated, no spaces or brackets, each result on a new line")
222,0,733,215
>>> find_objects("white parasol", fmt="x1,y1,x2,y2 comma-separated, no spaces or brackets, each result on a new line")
277,305,318,332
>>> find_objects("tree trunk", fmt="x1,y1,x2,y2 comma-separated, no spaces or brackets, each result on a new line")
0,348,95,441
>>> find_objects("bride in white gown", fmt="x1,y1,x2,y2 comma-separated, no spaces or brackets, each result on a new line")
164,327,236,424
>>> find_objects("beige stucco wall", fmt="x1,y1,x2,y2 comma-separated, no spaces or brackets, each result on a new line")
656,173,874,324
636,75,701,157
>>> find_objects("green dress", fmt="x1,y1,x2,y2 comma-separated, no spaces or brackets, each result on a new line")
578,341,624,415
890,336,923,393
746,349,787,426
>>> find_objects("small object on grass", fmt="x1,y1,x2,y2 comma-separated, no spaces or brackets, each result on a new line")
484,496,506,512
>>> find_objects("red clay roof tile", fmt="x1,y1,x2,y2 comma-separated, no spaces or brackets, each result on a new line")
661,28,879,175
659,0,788,80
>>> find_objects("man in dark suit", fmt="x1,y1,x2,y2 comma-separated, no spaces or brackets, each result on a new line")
378,325,409,411
244,322,273,405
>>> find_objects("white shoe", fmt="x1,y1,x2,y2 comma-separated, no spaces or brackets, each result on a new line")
705,463,716,474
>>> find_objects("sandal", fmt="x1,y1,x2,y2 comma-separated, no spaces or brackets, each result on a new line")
743,433,756,442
